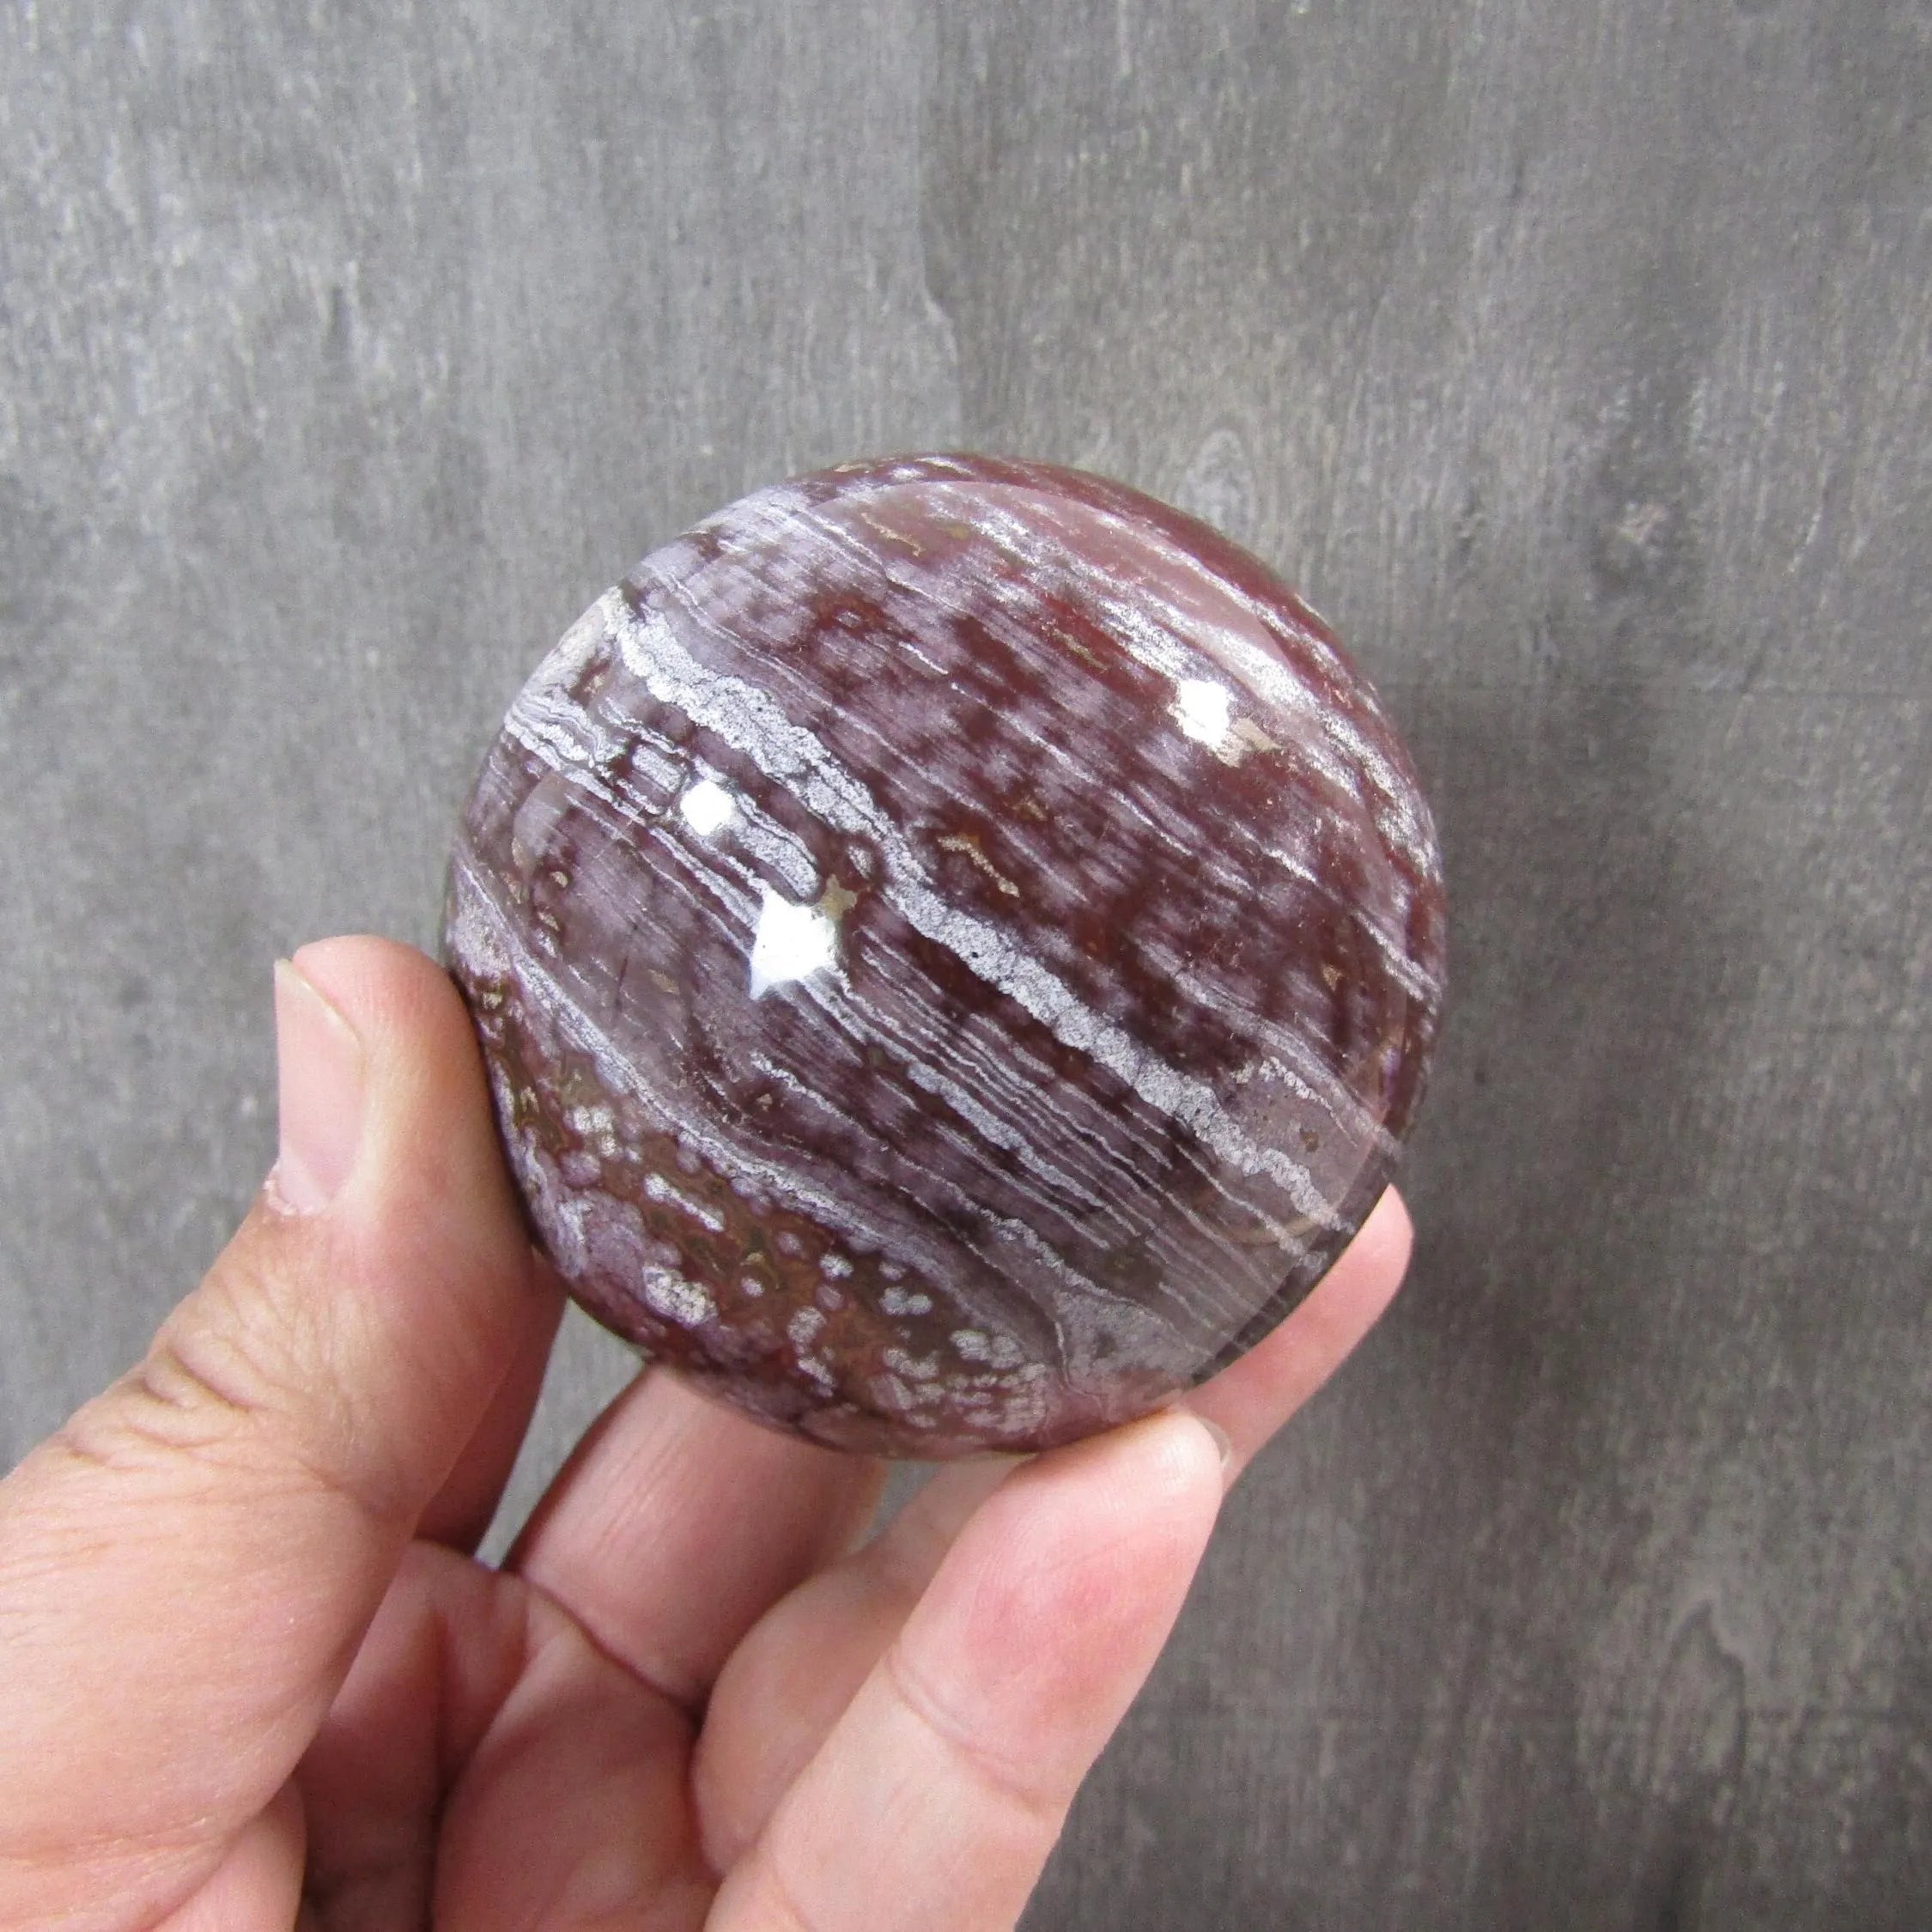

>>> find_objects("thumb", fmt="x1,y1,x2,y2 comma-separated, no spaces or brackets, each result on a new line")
0,937,557,1921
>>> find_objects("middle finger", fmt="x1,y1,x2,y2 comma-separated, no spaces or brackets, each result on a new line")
508,1368,885,1709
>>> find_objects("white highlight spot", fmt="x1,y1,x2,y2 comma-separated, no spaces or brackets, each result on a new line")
748,886,839,999
1173,677,1234,747
679,777,737,835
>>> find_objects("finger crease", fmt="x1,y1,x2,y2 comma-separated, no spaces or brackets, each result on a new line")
879,1641,1061,1829
522,1575,710,1724
756,1844,844,1932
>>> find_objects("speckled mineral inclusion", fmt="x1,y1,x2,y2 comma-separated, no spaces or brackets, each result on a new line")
445,453,1446,1456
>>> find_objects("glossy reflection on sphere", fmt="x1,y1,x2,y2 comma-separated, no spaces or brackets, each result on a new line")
446,454,1446,1457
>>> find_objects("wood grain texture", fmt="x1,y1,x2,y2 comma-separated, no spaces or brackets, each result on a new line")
2,0,1927,1924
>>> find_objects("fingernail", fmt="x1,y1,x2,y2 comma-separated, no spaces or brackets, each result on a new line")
267,958,368,1214
1176,1408,1234,1480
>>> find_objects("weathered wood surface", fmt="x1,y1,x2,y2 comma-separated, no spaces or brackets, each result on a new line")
2,0,1926,1923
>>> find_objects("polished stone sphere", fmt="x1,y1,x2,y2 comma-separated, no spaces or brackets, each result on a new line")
446,454,1446,1456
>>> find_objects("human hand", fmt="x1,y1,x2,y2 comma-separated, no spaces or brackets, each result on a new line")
0,936,1411,1930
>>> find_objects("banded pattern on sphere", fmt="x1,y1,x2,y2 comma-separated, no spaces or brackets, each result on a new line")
445,453,1446,1456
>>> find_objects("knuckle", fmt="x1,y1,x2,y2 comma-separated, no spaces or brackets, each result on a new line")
52,1328,271,1483
50,1236,382,1515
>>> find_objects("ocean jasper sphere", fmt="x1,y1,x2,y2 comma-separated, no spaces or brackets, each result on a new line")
446,454,1446,1457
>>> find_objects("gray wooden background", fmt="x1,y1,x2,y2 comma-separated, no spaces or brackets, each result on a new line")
3,0,1927,1924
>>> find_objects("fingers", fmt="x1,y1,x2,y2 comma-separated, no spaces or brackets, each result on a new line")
301,1545,712,1932
1187,1185,1413,1480
516,1188,1410,1744
431,1578,713,1930
693,1187,1413,1868
510,1370,886,1708
707,1411,1227,1932
0,938,555,1927
296,1546,520,1929
690,1456,1016,1868
418,1252,565,1551
146,1786,306,1932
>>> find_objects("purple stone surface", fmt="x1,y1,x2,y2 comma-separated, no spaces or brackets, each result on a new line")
445,454,1446,1456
